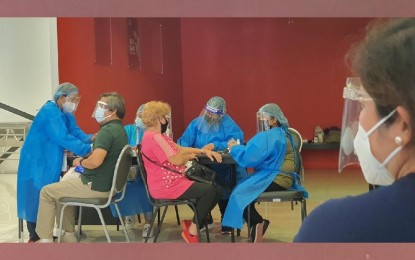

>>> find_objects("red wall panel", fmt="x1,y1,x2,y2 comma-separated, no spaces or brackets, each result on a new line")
57,18,185,137
58,18,370,170
180,18,371,169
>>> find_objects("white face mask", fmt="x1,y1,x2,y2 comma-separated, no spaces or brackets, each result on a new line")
353,109,402,185
62,101,76,114
135,117,145,129
94,106,111,123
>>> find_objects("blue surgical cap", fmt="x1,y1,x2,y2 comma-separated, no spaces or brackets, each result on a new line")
205,96,226,115
137,104,145,114
53,82,78,101
259,103,289,127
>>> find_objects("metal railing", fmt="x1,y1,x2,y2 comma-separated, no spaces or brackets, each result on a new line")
0,123,30,161
0,102,34,164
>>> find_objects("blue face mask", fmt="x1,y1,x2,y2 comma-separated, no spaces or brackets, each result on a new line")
94,106,110,123
135,117,145,129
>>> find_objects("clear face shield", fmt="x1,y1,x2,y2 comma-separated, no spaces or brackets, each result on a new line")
196,105,225,133
135,111,145,129
256,112,273,133
66,93,81,105
91,101,109,117
63,94,81,113
338,77,372,173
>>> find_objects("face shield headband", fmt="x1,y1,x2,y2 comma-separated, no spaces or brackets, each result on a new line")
338,77,372,172
203,105,225,125
205,104,225,115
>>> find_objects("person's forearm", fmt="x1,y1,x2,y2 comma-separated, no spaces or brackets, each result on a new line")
180,146,205,155
78,157,98,169
169,152,194,166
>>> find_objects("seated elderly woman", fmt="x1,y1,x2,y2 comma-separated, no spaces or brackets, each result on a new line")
140,101,223,243
222,103,297,243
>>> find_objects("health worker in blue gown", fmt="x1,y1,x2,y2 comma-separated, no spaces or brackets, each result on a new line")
17,83,94,243
177,96,248,234
110,104,154,239
222,103,299,243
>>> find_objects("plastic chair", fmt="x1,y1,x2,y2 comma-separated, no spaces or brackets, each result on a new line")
57,145,133,243
245,127,308,242
136,144,210,243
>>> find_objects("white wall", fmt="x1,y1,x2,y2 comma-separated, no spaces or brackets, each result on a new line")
0,18,59,122
0,18,59,173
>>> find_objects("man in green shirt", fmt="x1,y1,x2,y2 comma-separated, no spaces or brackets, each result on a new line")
35,92,128,243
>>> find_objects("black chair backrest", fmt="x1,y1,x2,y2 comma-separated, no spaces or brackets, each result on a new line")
136,144,156,205
113,145,133,193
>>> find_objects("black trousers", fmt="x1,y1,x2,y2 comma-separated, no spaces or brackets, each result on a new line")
243,182,287,226
27,221,40,240
178,182,222,225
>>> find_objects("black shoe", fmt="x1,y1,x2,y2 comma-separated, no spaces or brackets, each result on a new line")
250,222,264,243
220,213,232,234
200,213,214,231
221,226,232,235
262,219,270,236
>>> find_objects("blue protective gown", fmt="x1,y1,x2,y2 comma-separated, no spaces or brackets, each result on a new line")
17,101,92,222
222,127,288,229
178,115,244,151
124,124,144,147
110,124,152,217
177,115,248,196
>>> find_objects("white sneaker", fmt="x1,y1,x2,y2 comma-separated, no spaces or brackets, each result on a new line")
125,216,135,230
36,238,53,243
53,228,65,238
61,232,78,243
142,224,154,238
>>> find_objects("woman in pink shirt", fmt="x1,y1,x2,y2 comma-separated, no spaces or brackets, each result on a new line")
140,101,223,243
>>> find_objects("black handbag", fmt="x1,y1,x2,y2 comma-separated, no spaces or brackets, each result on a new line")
183,160,216,185
141,152,216,185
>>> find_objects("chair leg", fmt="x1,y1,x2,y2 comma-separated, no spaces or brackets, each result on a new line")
204,218,210,243
174,205,180,225
137,214,142,223
77,207,83,239
154,206,169,243
95,207,111,243
57,204,71,243
247,204,252,243
113,204,130,242
116,218,120,231
157,209,161,227
301,199,307,222
18,218,23,243
145,207,160,243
